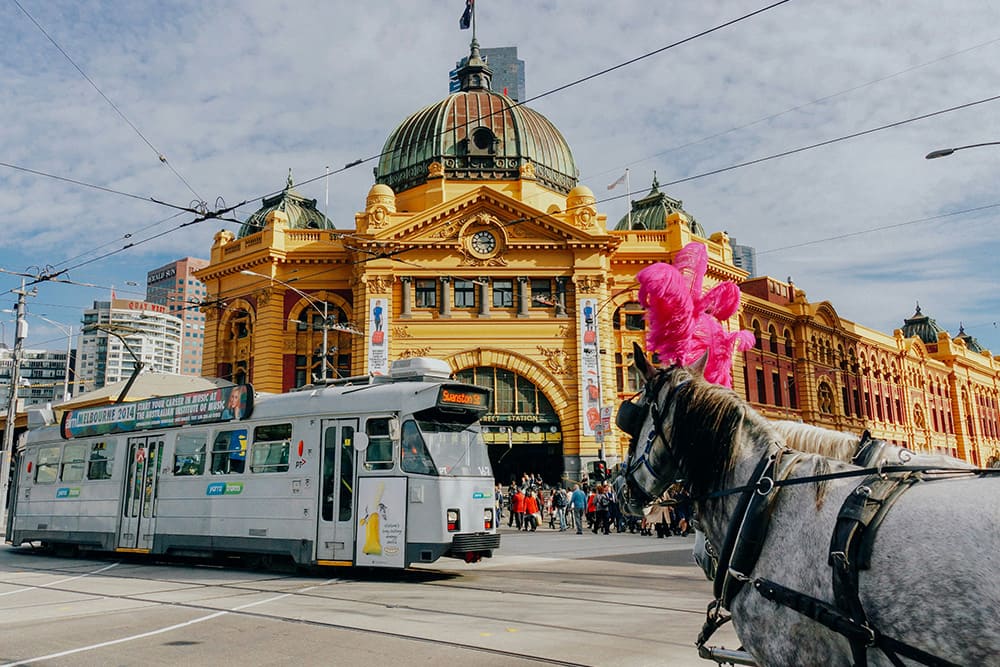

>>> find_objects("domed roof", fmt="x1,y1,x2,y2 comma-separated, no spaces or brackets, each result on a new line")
613,174,705,236
900,303,945,345
955,323,985,353
375,40,578,195
238,170,335,239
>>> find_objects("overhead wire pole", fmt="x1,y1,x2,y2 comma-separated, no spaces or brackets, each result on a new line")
1,279,36,532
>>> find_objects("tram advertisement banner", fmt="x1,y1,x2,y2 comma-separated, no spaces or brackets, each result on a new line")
355,477,407,568
578,297,602,436
61,385,254,439
367,297,389,376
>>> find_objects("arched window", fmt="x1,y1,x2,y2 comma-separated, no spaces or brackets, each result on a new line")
818,382,835,415
753,321,763,350
221,304,254,384
293,299,351,387
783,329,793,357
768,325,778,354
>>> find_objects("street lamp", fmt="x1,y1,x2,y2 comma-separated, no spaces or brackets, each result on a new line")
925,141,1000,160
240,269,332,382
32,315,73,402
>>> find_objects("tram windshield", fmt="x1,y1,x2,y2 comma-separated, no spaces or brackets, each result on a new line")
401,409,492,477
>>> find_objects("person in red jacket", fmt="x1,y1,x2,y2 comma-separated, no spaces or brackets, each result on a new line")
511,487,525,531
523,490,540,532
586,486,597,531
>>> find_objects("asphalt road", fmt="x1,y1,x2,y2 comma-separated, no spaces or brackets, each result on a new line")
0,526,740,666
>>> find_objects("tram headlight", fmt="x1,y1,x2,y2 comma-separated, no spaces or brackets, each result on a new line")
447,509,460,532
484,508,493,530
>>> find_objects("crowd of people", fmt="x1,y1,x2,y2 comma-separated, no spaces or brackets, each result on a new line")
494,473,693,537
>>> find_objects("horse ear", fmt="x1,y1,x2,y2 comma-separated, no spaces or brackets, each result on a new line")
689,351,709,377
632,341,656,381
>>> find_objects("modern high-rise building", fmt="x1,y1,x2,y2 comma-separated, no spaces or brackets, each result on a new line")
73,298,183,395
0,347,74,407
452,46,525,101
146,257,209,376
729,237,757,277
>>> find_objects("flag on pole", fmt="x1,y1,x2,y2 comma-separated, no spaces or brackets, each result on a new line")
460,0,474,29
607,171,627,191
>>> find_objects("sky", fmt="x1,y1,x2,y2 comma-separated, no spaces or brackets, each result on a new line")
2,0,999,356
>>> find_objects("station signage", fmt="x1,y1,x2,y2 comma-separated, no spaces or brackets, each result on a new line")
61,385,254,439
438,386,490,410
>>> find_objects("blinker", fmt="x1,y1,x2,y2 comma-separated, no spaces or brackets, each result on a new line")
616,400,645,438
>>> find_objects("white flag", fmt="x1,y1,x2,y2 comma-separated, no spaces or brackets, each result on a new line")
607,172,627,190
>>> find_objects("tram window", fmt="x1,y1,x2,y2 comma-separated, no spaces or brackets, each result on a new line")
87,441,115,480
365,418,393,470
174,432,207,476
400,420,435,475
60,444,88,482
211,429,248,474
250,423,291,473
35,446,61,484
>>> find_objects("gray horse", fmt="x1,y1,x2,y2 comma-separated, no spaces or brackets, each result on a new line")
618,348,999,666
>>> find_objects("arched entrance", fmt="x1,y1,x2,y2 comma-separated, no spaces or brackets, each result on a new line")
454,366,562,486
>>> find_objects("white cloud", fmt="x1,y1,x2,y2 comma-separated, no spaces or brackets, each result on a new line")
2,0,998,353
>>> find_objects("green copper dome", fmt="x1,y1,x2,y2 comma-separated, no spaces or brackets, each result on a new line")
613,174,705,236
375,40,578,195
900,304,946,345
238,171,335,239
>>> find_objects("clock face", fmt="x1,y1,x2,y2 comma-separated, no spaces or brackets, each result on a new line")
471,230,497,255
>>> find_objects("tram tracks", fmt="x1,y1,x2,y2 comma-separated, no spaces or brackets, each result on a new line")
0,555,696,666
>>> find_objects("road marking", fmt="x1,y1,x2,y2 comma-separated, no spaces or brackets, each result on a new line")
0,562,120,598
0,578,340,666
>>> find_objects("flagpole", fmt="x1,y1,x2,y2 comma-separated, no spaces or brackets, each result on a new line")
472,0,477,40
626,168,632,230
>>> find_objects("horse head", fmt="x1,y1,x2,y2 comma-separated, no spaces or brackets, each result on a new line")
617,342,702,516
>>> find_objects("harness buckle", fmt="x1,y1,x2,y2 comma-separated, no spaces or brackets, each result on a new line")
727,567,750,582
861,622,876,647
854,484,872,497
755,476,775,495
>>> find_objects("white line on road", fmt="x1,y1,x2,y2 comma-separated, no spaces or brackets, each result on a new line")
0,577,341,666
0,561,120,597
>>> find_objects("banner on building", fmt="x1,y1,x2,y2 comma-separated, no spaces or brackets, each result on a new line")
579,297,602,436
368,297,389,375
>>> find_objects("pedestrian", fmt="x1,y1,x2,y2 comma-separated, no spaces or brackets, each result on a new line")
494,482,503,525
593,484,612,535
570,484,587,535
523,490,539,532
512,486,525,531
586,486,597,530
551,485,567,531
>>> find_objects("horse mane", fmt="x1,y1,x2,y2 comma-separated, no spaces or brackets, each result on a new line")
668,375,841,507
769,420,859,462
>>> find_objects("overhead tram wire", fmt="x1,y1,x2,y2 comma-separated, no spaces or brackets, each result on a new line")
4,2,795,277
583,34,1000,182
248,0,796,201
11,0,207,207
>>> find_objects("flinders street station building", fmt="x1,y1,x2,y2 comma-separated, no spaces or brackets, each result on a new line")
196,41,1000,483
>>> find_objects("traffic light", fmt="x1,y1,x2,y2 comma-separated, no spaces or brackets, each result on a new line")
590,460,608,481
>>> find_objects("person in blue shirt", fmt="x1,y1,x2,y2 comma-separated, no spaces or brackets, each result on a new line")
570,484,587,535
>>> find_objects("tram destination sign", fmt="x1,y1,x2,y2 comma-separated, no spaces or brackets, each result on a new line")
61,385,254,439
437,385,490,410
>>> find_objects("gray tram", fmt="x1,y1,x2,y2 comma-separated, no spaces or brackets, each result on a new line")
5,358,500,568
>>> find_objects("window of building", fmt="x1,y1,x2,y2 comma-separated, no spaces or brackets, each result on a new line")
818,383,835,414
210,429,248,474
365,418,394,470
174,432,207,475
454,280,476,308
768,326,778,354
771,371,782,407
251,424,291,473
415,279,437,308
530,279,553,307
492,279,514,308
61,444,88,482
756,368,767,404
788,376,797,409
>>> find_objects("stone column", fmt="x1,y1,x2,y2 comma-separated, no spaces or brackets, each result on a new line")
478,278,490,318
440,276,452,318
555,277,568,318
400,277,412,318
517,277,530,318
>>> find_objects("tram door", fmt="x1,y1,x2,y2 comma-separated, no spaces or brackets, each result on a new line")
118,435,164,551
316,419,358,563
